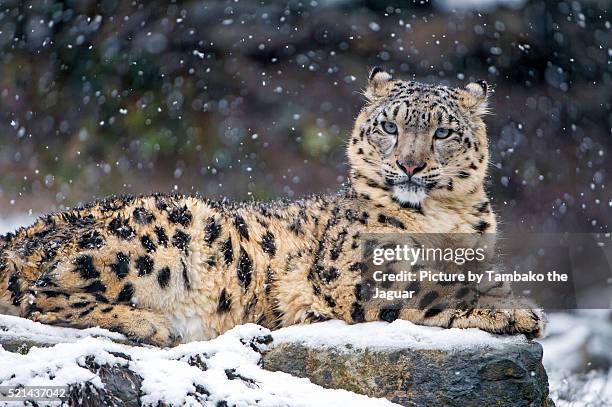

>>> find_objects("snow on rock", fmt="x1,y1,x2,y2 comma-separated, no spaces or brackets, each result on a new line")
0,316,396,406
266,320,550,407
271,319,528,351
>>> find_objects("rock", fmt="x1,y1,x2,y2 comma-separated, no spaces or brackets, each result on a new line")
263,321,554,407
0,316,554,406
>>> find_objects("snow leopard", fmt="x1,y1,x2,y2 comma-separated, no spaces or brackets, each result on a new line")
0,68,542,346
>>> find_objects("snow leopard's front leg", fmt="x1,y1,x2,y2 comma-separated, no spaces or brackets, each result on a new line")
325,277,544,339
354,295,543,339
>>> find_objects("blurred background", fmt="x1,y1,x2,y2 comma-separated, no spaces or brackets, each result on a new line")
0,0,609,233
0,0,610,404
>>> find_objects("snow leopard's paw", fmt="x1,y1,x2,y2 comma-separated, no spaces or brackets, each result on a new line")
449,307,544,339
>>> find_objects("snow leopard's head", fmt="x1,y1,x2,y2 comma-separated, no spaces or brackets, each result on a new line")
347,68,490,209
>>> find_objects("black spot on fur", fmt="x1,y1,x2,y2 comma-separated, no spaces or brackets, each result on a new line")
108,217,136,240
351,302,365,323
0,258,7,278
154,226,169,247
455,286,471,299
78,230,105,249
354,284,363,301
237,247,253,290
366,179,390,191
100,198,126,212
71,301,90,309
42,290,69,298
74,255,100,280
62,213,96,228
133,207,155,224
289,215,304,235
155,196,168,211
344,209,359,223
172,230,191,253
243,295,258,318
321,267,339,283
474,220,490,234
217,289,232,313
140,235,157,253
204,218,222,245
33,270,58,288
424,304,448,318
329,229,348,260
379,307,400,322
7,273,21,305
79,307,94,318
324,294,336,307
20,236,42,257
101,306,114,313
234,215,250,240
157,267,171,289
182,260,191,290
221,238,234,265
377,214,406,230
458,171,470,179
94,293,109,303
168,205,192,226
111,252,130,279
475,201,490,213
406,281,420,293
447,179,454,191
261,231,276,256
117,283,134,303
136,255,154,276
419,291,439,309
84,280,106,293
349,262,367,272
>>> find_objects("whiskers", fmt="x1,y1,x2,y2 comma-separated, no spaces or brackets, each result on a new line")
436,167,469,179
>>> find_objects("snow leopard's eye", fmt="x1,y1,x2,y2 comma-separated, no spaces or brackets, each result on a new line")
381,121,398,135
434,128,451,139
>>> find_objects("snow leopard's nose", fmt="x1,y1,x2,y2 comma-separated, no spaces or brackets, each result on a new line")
397,160,426,176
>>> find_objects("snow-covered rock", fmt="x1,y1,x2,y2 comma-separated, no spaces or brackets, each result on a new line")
265,320,552,407
0,316,396,406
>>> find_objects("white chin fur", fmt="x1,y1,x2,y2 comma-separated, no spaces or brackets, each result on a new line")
393,186,427,206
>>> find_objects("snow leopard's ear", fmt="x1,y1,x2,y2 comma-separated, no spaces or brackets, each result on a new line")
365,67,393,101
460,80,490,116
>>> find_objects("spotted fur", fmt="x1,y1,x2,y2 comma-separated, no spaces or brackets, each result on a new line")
0,70,542,346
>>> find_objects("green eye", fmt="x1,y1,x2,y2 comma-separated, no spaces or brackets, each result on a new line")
382,121,398,135
434,128,451,139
